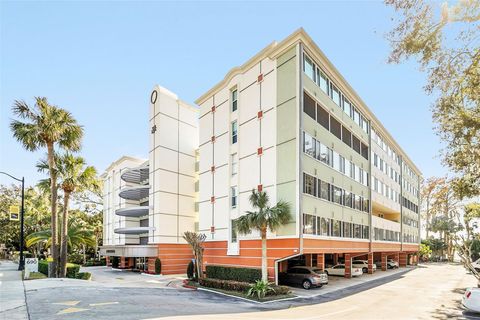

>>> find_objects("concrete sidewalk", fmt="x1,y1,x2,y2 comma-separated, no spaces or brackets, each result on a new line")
0,260,29,320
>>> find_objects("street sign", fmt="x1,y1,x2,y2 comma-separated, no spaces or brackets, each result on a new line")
9,205,19,221
25,258,38,273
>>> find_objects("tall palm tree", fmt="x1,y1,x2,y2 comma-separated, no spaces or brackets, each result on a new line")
26,219,96,251
10,97,83,277
38,153,99,277
235,190,291,282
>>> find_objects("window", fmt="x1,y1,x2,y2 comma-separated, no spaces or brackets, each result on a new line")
339,155,345,174
330,84,340,106
361,143,369,160
303,132,315,158
231,89,238,112
332,220,341,237
319,180,330,200
316,104,329,130
333,151,340,171
343,222,352,238
343,97,351,116
231,219,237,243
363,225,370,239
333,186,343,205
342,126,352,146
363,199,369,213
321,217,329,236
345,161,351,179
231,153,238,176
231,186,237,208
352,135,360,154
303,55,315,80
353,108,360,126
354,224,362,238
350,163,356,180
303,214,314,234
355,194,362,211
330,116,341,140
303,173,316,196
231,121,238,144
304,92,316,120
344,191,353,208
317,69,329,94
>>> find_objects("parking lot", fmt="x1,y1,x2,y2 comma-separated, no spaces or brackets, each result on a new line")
287,266,412,297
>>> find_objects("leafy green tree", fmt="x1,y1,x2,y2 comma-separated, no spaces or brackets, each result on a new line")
37,153,99,277
26,219,95,251
10,97,83,277
235,190,291,282
385,0,480,198
419,243,432,261
183,231,206,280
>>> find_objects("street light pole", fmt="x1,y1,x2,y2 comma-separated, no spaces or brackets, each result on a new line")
0,171,25,271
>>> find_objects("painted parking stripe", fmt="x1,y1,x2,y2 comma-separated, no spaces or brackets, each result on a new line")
89,302,119,306
52,301,80,306
56,307,89,315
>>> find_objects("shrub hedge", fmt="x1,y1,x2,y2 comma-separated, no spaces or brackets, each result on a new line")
38,260,80,278
155,258,161,274
199,278,290,296
205,265,261,283
76,272,92,280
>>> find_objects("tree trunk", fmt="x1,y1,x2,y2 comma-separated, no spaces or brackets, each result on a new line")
261,228,268,282
83,244,86,265
94,235,99,261
426,202,430,238
47,142,59,278
59,191,70,277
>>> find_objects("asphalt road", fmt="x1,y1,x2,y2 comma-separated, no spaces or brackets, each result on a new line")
25,263,479,320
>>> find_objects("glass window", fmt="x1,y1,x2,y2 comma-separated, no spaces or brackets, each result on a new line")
344,191,352,208
304,92,316,120
332,220,341,237
231,121,238,144
231,186,237,208
354,224,362,238
333,186,343,205
319,180,330,200
355,194,362,211
303,214,314,234
350,163,356,180
231,219,237,243
231,89,238,112
303,132,315,157
330,116,341,140
339,155,345,174
330,84,340,106
320,217,328,236
317,104,329,130
363,199,369,213
343,222,352,238
363,171,369,187
345,161,351,179
231,153,238,176
353,108,360,126
343,97,351,116
363,225,370,239
362,115,369,133
303,55,314,80
361,143,369,160
303,173,316,196
317,68,329,94
342,126,352,146
333,151,340,171
319,143,329,164
352,135,360,154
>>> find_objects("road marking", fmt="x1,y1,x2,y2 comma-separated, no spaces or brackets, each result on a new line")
52,301,80,306
89,302,119,306
56,307,89,315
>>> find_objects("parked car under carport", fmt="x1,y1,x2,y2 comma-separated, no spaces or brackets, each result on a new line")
279,266,328,290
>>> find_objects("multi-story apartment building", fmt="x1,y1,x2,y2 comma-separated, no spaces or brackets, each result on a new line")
101,29,420,280
195,28,420,280
100,85,199,274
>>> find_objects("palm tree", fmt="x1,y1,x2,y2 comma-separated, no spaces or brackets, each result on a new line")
26,219,96,252
10,97,83,277
235,190,291,282
37,153,98,277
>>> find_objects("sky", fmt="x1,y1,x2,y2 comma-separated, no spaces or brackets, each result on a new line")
0,0,445,187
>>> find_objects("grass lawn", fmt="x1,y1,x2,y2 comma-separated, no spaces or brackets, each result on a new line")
22,271,47,280
187,280,296,302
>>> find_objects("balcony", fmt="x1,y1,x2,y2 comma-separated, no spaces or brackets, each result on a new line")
118,185,150,201
115,206,150,217
114,226,155,235
121,166,149,184
372,215,400,232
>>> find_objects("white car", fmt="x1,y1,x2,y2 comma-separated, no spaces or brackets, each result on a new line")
463,287,480,313
387,259,399,269
352,260,377,273
324,264,363,277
